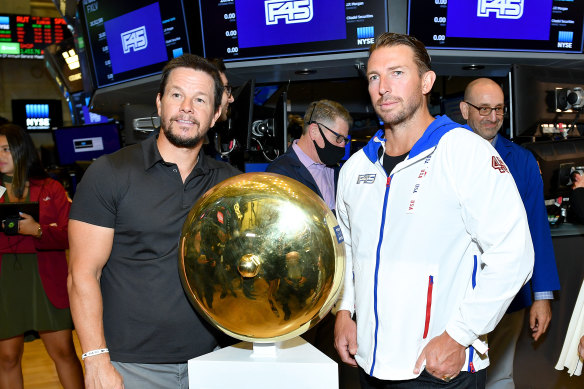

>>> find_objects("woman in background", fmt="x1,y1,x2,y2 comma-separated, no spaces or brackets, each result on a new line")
0,124,83,389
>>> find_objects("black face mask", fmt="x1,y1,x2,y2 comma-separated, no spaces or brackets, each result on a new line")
312,126,346,166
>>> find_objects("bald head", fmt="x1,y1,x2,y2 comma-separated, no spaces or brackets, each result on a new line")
460,78,506,142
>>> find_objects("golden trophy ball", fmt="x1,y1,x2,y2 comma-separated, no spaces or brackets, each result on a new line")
179,172,345,343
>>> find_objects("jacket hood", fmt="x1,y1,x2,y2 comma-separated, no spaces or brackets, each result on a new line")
363,115,462,163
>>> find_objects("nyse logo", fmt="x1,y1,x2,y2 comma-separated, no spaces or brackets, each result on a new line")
265,0,313,25
121,26,148,54
356,174,376,184
558,31,573,48
357,26,375,45
477,0,523,20
26,118,50,127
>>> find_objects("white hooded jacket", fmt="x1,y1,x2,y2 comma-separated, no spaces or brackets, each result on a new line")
336,115,534,380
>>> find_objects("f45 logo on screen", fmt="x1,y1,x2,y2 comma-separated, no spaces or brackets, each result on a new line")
121,26,148,54
477,0,523,20
492,156,509,173
265,0,313,25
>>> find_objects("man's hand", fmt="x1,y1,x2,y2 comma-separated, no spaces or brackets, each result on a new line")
334,310,358,367
530,300,552,341
84,354,124,389
414,331,465,380
579,336,584,360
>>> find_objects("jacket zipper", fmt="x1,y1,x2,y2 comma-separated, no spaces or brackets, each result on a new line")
423,275,434,339
370,174,392,376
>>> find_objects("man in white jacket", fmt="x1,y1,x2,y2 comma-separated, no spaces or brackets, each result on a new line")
333,32,534,388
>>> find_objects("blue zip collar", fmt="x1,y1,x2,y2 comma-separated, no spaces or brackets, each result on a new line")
363,115,462,163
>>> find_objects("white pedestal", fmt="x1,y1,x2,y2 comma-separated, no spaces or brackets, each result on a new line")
188,337,338,389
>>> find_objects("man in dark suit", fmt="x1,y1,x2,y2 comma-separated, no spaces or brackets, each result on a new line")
267,99,351,214
266,99,357,388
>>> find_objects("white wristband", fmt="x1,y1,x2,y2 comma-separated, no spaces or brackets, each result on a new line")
81,348,109,360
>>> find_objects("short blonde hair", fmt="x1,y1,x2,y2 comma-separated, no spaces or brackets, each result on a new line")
303,100,353,135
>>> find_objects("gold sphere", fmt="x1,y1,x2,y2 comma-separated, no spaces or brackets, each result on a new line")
179,172,345,343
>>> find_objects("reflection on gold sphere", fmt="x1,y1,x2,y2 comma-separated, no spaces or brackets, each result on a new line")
238,254,261,278
179,172,345,343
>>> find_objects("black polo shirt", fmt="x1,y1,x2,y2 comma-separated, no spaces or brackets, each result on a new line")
70,134,240,363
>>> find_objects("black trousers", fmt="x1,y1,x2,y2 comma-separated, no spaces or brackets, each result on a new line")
359,367,486,389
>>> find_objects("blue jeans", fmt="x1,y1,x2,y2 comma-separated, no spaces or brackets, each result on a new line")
359,367,487,389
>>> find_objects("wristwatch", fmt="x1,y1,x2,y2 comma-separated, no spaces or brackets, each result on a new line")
36,224,42,239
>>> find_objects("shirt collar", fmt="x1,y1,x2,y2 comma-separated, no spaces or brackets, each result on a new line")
141,129,208,175
292,139,323,168
491,133,499,148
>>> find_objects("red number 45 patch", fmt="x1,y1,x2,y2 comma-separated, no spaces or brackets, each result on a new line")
492,156,509,173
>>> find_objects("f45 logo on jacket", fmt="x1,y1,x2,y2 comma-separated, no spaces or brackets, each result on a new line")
356,174,376,184
491,156,509,173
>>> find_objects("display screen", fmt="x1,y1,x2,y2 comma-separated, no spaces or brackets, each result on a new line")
11,99,63,132
53,122,121,165
408,0,584,53
198,0,388,61
80,0,191,88
0,14,70,59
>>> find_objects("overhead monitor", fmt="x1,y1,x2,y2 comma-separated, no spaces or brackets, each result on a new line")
197,0,388,62
11,99,63,132
52,122,122,165
0,14,71,59
80,0,192,88
408,0,584,53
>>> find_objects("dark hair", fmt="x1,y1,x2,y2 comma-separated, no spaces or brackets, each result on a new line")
0,116,9,126
208,58,227,74
370,33,432,76
158,54,224,113
0,123,47,198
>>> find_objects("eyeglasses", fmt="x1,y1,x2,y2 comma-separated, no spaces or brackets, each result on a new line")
224,85,232,97
464,101,507,116
306,104,349,144
312,122,350,144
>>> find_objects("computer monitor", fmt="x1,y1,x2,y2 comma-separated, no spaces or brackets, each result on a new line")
197,0,388,62
11,99,63,132
52,122,122,166
408,0,584,54
79,0,193,89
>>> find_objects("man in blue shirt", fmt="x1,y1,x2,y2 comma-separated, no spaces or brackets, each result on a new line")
460,78,561,389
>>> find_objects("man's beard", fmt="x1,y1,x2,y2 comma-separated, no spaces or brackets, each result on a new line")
162,118,206,148
376,95,423,126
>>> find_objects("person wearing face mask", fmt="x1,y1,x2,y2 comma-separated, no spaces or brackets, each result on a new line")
266,99,358,389
266,99,351,215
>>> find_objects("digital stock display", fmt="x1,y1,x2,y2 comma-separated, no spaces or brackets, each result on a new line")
81,0,191,88
198,0,388,62
0,14,70,59
408,0,584,53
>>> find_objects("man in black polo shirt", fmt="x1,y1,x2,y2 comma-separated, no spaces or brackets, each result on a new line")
67,54,240,389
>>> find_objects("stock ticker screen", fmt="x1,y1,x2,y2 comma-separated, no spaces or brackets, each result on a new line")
81,0,191,88
0,14,70,59
198,0,389,61
408,0,584,53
